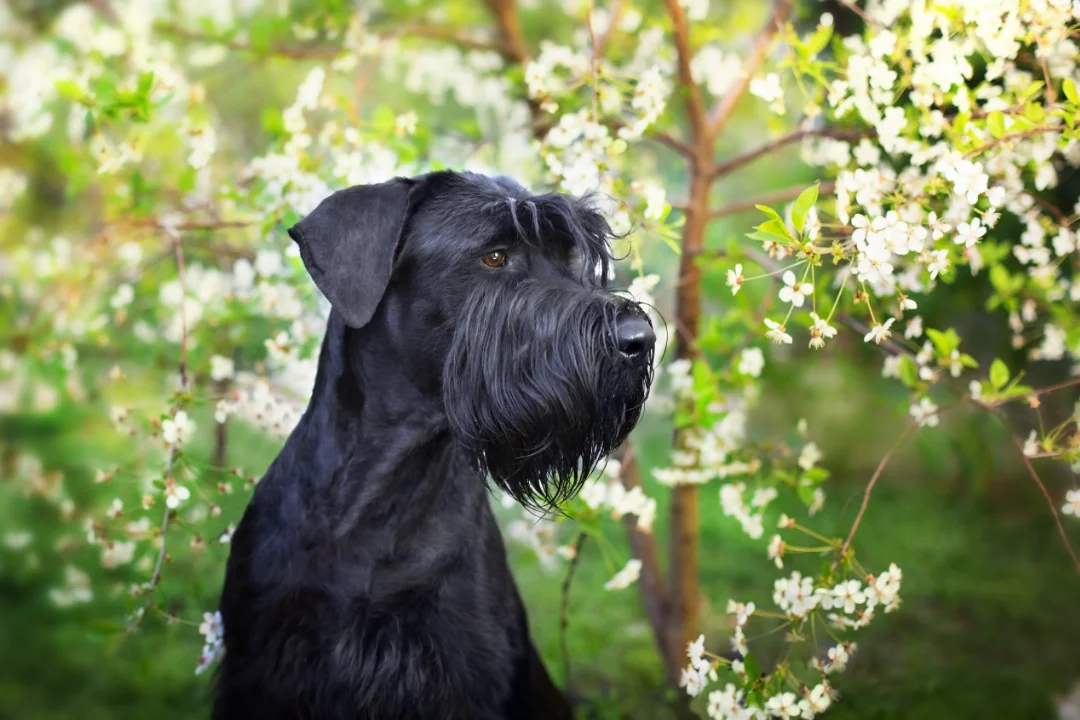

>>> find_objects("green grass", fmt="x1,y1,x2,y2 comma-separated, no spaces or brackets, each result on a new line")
2,369,1079,720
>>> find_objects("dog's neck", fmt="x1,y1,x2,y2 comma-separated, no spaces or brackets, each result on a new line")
294,310,481,542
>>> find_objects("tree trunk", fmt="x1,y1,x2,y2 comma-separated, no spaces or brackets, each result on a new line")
666,166,710,679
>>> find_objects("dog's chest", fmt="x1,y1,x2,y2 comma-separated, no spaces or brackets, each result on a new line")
285,556,525,720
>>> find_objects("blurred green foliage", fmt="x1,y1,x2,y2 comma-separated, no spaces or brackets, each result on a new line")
3,1,1080,719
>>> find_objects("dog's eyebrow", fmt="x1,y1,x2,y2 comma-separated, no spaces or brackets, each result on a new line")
523,200,541,240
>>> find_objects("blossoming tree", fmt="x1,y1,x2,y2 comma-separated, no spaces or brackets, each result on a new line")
2,0,1080,717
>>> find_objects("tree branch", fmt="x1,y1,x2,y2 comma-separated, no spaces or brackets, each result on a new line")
395,25,510,56
483,0,531,63
155,22,339,59
663,0,708,151
650,130,695,158
710,181,836,219
705,0,796,140
712,127,870,179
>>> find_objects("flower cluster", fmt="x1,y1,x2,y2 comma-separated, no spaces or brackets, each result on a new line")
579,460,658,532
195,611,225,676
680,562,900,718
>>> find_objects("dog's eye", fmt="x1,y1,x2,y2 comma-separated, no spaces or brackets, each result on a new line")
481,251,507,268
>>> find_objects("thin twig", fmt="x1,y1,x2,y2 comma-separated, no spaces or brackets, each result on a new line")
559,532,589,693
147,448,175,590
839,421,920,556
984,377,1080,408
834,314,913,361
997,412,1080,574
173,232,190,387
705,0,796,140
593,0,624,56
145,228,191,601
962,125,1056,159
1040,55,1056,105
117,218,256,232
1024,190,1069,226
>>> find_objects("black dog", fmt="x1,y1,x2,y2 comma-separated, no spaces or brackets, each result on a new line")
213,170,655,720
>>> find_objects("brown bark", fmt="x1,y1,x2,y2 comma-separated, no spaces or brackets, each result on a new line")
484,0,531,63
660,0,714,685
665,168,710,680
659,1,798,680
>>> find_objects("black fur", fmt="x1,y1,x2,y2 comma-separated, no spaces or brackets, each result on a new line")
213,171,655,720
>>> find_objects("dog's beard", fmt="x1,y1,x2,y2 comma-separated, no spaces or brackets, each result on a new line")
443,281,654,510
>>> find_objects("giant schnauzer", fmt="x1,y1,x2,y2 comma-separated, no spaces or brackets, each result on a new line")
213,170,656,720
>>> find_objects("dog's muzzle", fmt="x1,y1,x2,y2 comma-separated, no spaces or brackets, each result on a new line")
614,308,656,360
443,284,655,509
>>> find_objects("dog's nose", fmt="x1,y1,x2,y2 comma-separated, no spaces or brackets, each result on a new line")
615,314,655,358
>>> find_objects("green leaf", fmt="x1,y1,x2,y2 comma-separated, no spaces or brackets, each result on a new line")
661,234,683,256
746,227,791,245
804,25,833,57
749,218,793,245
1020,81,1045,102
261,107,284,134
674,408,694,428
898,355,919,387
925,327,960,355
989,264,1012,296
951,112,970,137
989,358,1009,390
1064,78,1079,105
987,110,1006,139
137,71,155,96
797,483,816,507
755,204,785,226
372,104,396,132
1010,115,1036,132
280,209,301,230
743,652,762,681
958,353,979,369
791,183,819,235
55,79,86,102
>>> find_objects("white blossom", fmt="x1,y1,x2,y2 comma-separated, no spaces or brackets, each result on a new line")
604,558,642,591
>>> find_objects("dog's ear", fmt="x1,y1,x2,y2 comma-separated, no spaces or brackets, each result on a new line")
288,178,415,329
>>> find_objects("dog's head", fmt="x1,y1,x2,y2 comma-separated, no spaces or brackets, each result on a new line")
288,171,654,509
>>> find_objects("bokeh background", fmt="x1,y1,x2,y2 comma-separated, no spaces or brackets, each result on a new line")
2,1,1080,719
